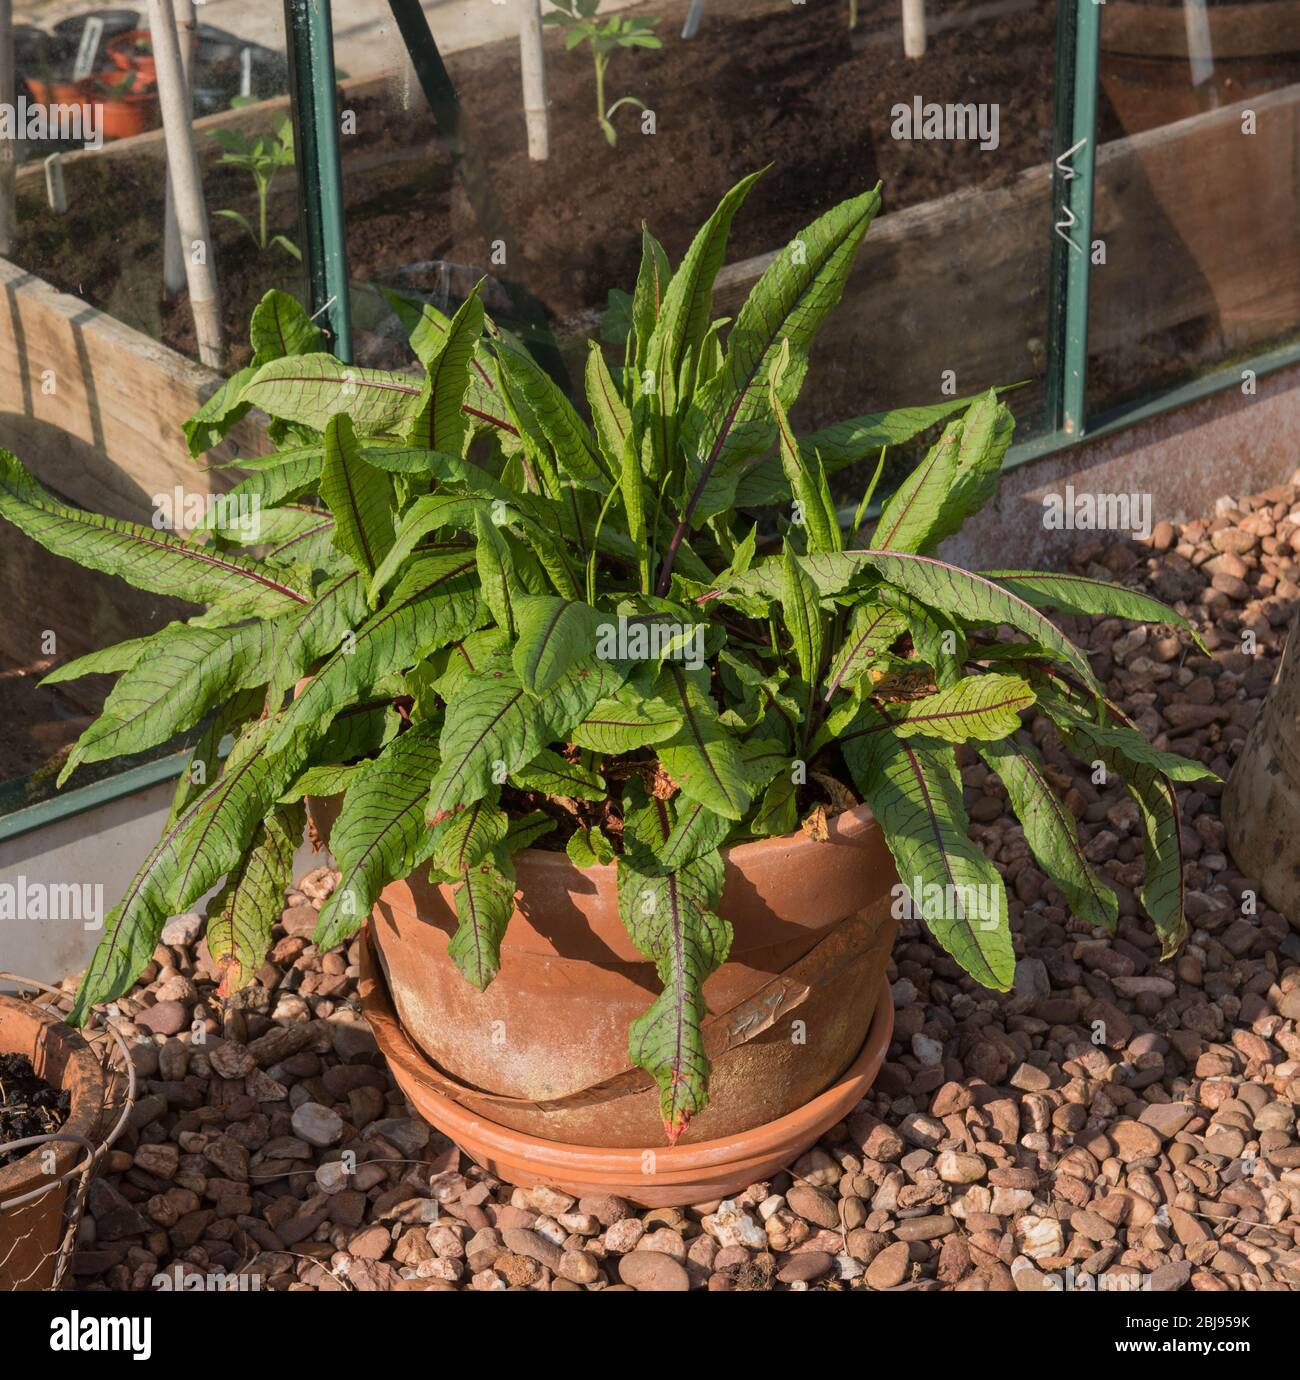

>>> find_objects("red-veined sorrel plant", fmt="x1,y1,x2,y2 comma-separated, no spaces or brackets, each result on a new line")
0,173,1212,1143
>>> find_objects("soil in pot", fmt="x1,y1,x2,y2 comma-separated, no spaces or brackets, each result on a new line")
0,1053,71,1168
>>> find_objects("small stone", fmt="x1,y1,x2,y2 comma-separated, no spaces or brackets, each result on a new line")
618,1251,690,1291
701,1200,766,1250
1109,1119,1163,1162
558,1249,599,1285
1137,1102,1194,1139
161,913,204,947
787,1183,839,1229
936,1151,987,1184
207,1042,255,1080
137,1001,188,1036
1017,1215,1064,1261
865,1241,909,1289
291,1102,344,1148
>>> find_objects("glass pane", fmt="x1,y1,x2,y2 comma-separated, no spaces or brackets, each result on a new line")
1089,0,1300,414
0,6,295,804
343,0,1060,463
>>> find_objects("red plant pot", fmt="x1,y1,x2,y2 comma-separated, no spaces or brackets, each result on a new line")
106,30,156,85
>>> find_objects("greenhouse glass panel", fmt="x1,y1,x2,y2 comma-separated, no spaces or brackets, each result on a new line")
343,0,1060,450
1087,0,1300,415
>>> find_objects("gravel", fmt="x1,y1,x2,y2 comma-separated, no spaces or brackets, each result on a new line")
54,482,1300,1291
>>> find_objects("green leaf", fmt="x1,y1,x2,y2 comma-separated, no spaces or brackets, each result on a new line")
797,393,989,469
866,673,1035,744
631,226,673,373
266,570,368,710
427,655,623,822
279,762,365,802
682,186,882,520
271,552,483,753
771,338,839,555
979,737,1118,931
838,549,1099,690
1042,695,1217,782
779,545,824,690
644,170,762,411
569,687,683,753
68,716,309,1023
166,688,264,828
510,747,605,800
567,825,615,867
822,603,906,701
197,449,323,532
617,826,731,1144
207,801,305,996
60,619,278,781
183,367,257,457
656,667,755,820
249,289,322,363
842,709,1013,990
405,285,484,455
1048,702,1190,955
39,632,154,685
585,341,632,470
0,449,309,617
512,596,605,696
430,794,509,875
448,853,517,991
314,724,443,949
240,354,426,437
492,329,610,490
320,414,396,583
870,390,1012,553
473,509,519,636
981,571,1207,652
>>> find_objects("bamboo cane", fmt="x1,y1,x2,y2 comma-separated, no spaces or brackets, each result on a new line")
163,0,198,297
902,0,927,59
519,0,549,161
0,0,15,258
147,0,222,365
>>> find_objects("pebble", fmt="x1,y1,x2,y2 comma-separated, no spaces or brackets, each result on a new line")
618,1252,690,1292
291,1102,344,1148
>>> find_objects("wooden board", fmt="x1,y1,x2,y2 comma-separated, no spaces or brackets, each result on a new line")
0,256,267,522
655,82,1300,431
1102,2,1300,61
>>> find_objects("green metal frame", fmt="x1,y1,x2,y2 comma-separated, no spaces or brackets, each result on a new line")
283,0,352,362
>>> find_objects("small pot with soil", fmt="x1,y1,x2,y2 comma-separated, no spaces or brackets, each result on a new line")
0,995,104,1291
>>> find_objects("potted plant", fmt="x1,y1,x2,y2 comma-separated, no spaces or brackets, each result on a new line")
0,178,1210,1204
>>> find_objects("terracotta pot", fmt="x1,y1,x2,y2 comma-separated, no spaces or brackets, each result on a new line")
321,792,898,1152
0,996,103,1291
96,89,158,141
362,927,894,1206
23,76,92,107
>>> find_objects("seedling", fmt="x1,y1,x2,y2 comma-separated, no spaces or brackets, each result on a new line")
209,105,301,260
544,0,662,145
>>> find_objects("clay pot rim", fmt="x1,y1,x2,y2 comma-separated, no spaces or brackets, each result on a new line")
506,799,878,882
360,928,894,1177
0,996,104,1202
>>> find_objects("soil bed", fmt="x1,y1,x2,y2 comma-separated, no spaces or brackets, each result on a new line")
13,0,1057,374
